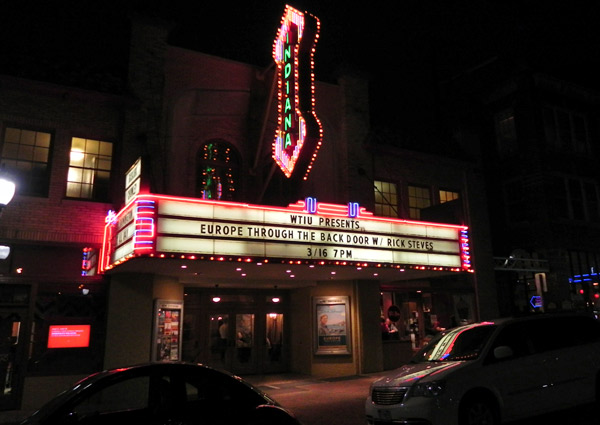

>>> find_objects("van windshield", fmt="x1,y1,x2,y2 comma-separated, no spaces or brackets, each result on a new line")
412,323,497,363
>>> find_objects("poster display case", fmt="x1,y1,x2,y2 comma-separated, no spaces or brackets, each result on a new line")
152,299,183,361
313,296,351,355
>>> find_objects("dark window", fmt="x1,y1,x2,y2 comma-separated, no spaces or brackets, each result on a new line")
408,185,431,220
374,180,398,217
568,179,585,220
486,324,533,364
584,182,600,222
543,106,590,153
505,180,527,222
1,127,52,197
546,176,569,219
494,109,518,156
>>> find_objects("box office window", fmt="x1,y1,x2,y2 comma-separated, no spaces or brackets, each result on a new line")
1,127,52,197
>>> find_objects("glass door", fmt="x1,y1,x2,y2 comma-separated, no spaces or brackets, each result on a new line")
0,310,26,410
206,314,230,371
182,290,289,375
203,313,258,374
263,313,286,373
232,313,256,374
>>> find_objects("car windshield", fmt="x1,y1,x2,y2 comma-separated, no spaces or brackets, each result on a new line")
412,323,497,363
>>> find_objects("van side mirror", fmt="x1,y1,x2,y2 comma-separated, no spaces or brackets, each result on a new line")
493,346,513,360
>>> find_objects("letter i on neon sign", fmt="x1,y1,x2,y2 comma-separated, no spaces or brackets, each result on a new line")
272,6,322,180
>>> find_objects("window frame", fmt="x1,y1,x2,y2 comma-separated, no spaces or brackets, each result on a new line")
373,180,399,218
407,184,432,220
66,136,113,201
543,105,591,154
493,108,518,156
196,140,241,202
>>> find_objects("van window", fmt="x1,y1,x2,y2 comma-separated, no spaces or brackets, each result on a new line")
487,323,533,363
527,316,600,353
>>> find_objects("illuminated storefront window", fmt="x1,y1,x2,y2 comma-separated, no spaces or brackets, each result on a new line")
197,140,239,201
1,127,52,197
67,137,113,200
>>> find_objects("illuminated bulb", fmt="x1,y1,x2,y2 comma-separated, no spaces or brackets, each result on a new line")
212,297,221,303
70,149,85,162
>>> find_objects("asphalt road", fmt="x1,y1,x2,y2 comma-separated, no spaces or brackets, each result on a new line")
252,374,599,425
254,374,374,425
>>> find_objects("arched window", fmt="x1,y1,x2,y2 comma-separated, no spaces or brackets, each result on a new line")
197,140,240,201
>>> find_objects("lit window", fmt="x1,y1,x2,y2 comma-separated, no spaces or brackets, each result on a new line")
1,127,51,197
197,140,239,201
66,137,113,201
374,180,398,217
439,190,459,204
408,185,431,220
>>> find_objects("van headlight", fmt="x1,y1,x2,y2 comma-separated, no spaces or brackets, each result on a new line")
410,381,445,398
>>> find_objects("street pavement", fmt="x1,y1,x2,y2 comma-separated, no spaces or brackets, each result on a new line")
248,373,380,425
247,373,599,425
0,372,597,425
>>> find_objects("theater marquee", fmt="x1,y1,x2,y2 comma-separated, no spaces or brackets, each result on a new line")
100,195,471,274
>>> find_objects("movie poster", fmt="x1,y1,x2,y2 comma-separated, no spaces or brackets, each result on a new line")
314,296,351,355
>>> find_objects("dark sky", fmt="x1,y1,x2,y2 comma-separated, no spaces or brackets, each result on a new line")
0,1,598,101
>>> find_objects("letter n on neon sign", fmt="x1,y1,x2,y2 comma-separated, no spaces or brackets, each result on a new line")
272,6,322,181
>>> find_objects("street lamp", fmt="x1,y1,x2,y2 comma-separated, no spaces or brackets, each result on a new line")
0,176,15,214
0,172,14,260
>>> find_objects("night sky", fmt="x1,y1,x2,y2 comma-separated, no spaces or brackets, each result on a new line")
0,1,598,117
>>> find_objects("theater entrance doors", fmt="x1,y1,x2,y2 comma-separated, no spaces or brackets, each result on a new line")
183,290,288,375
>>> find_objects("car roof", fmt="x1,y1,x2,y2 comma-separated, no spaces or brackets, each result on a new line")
470,311,597,328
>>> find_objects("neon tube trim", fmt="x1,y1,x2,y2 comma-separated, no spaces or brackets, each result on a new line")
100,194,471,273
272,5,322,180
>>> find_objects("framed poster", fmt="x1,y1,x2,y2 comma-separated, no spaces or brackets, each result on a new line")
152,299,183,361
313,296,351,355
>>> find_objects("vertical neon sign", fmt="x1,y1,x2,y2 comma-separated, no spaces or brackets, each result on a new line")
273,5,322,180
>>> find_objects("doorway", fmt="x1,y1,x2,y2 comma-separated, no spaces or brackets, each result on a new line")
182,290,288,375
0,308,28,410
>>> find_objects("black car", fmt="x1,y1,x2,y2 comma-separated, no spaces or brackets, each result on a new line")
20,362,300,425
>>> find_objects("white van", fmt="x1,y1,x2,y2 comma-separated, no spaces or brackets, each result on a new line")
365,313,600,425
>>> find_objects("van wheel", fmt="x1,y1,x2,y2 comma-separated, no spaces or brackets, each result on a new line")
459,396,499,425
